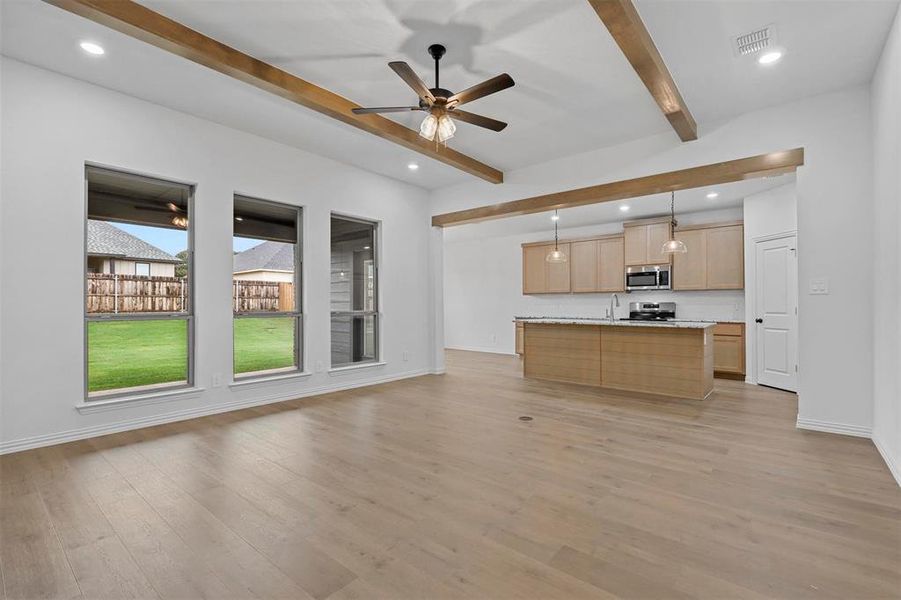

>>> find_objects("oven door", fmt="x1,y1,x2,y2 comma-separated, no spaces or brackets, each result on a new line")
625,269,661,290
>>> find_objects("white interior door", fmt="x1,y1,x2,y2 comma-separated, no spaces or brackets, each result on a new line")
755,235,799,392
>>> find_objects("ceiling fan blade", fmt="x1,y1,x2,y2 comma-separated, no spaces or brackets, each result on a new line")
352,106,424,114
450,109,508,132
448,73,514,106
388,61,436,103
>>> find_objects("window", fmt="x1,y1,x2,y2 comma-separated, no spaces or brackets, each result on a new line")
233,195,302,379
330,215,378,367
85,166,193,398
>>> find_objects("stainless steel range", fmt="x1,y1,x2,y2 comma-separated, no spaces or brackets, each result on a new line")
620,302,676,321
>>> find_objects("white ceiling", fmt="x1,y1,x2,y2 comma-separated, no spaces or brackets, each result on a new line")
443,174,796,242
1,1,897,190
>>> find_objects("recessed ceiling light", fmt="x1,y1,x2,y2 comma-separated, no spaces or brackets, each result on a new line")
363,245,371,250
234,216,244,222
758,51,782,65
706,192,719,199
551,213,560,221
80,41,105,55
407,163,419,171
619,205,630,212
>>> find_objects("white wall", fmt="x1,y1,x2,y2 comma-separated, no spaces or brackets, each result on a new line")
742,183,798,383
444,207,745,355
433,86,875,436
871,6,901,485
0,58,436,452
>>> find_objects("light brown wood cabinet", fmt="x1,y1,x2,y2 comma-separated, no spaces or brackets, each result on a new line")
568,236,625,294
515,321,524,355
624,219,673,266
673,222,744,290
570,240,599,293
713,322,745,378
598,237,625,292
523,236,623,295
522,243,571,294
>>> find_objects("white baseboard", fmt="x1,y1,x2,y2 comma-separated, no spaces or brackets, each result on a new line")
795,416,872,438
0,368,434,455
445,345,516,356
873,434,901,487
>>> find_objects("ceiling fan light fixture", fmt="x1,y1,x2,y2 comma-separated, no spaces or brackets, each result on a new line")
436,114,456,143
419,113,438,140
171,215,188,228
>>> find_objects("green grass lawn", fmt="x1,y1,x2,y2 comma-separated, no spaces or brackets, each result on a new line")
88,317,295,393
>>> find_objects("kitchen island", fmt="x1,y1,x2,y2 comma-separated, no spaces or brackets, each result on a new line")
516,318,715,400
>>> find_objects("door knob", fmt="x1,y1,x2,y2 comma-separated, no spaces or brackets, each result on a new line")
755,318,763,323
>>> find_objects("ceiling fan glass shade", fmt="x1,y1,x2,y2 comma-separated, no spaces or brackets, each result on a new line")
419,113,438,140
436,114,456,142
661,238,687,254
546,247,567,263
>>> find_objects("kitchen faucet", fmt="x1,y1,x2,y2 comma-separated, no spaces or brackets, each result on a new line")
608,293,620,322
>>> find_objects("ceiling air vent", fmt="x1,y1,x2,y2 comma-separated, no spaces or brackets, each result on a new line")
735,26,776,57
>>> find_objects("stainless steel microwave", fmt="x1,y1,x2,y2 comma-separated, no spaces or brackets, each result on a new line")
625,265,671,291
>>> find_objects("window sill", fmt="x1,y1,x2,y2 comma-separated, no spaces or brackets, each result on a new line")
328,361,387,375
76,386,206,414
229,371,312,389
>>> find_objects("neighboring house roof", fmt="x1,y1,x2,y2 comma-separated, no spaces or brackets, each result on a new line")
233,241,294,273
87,220,181,263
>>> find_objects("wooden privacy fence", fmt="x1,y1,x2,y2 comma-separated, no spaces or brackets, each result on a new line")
233,280,295,312
86,274,294,313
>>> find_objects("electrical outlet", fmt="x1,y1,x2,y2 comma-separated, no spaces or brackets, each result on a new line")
809,278,829,295
315,360,324,373
212,373,223,388
402,350,409,362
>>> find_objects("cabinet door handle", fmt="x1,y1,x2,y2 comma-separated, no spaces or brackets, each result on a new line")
755,318,763,323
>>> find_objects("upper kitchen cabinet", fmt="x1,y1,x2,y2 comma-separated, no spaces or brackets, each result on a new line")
570,240,599,293
673,222,744,290
597,236,625,292
706,225,744,289
624,218,673,266
522,242,571,294
570,236,625,293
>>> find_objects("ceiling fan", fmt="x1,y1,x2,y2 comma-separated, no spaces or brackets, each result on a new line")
352,44,514,143
133,202,188,228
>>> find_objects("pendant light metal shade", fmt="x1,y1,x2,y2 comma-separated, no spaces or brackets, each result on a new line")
661,191,687,255
546,210,567,263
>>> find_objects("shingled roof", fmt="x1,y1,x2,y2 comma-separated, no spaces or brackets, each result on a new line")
87,220,180,263
233,241,295,273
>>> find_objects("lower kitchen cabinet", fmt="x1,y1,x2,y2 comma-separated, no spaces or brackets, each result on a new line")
713,322,745,378
515,321,524,355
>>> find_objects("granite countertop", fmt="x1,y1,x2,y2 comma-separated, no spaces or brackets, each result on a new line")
514,317,716,329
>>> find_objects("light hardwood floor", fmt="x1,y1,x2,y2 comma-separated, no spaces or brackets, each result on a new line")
2,350,899,599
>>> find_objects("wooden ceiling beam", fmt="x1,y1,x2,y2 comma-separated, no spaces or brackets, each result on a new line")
43,0,504,184
431,148,804,227
588,0,698,142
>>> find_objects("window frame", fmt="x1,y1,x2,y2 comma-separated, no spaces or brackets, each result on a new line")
329,213,380,368
83,165,195,401
232,195,304,381
134,262,151,277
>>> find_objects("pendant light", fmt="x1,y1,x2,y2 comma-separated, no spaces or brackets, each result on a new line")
546,210,567,263
661,191,687,254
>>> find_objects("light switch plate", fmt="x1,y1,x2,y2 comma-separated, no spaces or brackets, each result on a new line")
809,278,829,295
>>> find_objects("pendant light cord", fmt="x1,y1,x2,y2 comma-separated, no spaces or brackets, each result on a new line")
554,210,559,250
670,191,677,228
